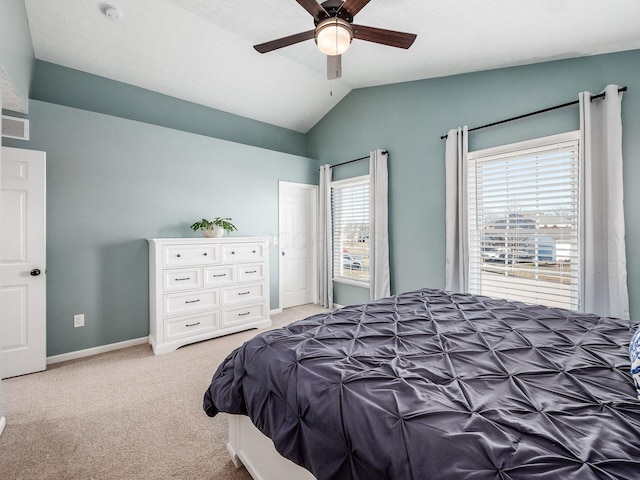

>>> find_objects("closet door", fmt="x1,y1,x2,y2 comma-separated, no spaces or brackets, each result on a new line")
279,182,317,309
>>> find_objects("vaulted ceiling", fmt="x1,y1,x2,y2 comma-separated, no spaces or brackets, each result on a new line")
22,0,640,132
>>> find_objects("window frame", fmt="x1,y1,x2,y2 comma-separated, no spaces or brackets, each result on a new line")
466,130,581,310
331,174,371,288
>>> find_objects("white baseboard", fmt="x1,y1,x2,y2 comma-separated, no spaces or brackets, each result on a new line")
333,303,344,309
0,416,6,437
46,337,149,365
270,308,283,315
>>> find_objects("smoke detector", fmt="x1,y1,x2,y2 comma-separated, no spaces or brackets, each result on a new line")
104,5,122,21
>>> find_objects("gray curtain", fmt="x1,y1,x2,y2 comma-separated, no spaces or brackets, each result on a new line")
579,84,630,319
444,126,469,292
318,165,333,308
369,149,390,300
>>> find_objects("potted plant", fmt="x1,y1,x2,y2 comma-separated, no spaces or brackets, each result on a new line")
190,217,238,238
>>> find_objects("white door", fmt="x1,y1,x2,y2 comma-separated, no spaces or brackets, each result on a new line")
279,182,317,309
1,147,46,379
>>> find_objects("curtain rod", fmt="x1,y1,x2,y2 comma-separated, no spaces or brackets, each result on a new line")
440,86,628,140
324,150,388,169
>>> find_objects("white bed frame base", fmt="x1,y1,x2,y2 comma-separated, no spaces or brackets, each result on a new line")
227,414,316,480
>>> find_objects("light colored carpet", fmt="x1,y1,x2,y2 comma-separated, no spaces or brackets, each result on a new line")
0,304,326,480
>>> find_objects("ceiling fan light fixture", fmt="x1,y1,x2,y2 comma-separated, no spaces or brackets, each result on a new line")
315,18,353,56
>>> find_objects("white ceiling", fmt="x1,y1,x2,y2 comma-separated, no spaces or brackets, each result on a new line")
22,0,640,133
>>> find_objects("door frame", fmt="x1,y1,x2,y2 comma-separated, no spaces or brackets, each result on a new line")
0,141,3,436
278,181,318,310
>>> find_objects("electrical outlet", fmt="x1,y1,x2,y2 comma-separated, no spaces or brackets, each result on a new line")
74,314,85,328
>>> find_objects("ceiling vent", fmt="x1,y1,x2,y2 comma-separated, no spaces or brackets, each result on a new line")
2,115,30,141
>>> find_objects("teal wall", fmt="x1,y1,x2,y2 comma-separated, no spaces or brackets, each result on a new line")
307,49,640,316
31,61,307,157
5,100,317,356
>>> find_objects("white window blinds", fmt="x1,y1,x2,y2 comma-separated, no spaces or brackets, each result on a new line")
332,175,370,285
467,132,581,310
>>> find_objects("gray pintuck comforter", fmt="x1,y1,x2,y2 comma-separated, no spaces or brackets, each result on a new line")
204,288,640,479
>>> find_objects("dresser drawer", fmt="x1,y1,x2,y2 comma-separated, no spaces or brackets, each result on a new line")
222,303,266,328
222,282,265,306
163,288,219,317
163,267,202,292
237,263,265,283
204,265,236,287
163,244,218,267
166,311,219,341
220,242,266,263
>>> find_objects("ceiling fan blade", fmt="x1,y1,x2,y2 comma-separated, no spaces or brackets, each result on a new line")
254,30,315,54
295,0,327,19
327,55,342,80
341,0,371,16
352,24,417,49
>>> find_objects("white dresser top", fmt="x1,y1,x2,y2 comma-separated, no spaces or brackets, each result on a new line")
147,237,271,245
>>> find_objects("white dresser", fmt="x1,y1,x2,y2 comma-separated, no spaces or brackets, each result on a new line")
147,237,271,355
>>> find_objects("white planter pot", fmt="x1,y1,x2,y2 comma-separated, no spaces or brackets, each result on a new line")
202,226,224,238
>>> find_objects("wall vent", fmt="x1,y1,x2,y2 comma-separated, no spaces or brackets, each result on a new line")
2,115,30,141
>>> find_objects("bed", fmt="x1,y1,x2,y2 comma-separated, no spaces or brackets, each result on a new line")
203,288,640,479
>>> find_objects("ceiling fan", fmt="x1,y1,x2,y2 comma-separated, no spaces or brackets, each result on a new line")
253,0,417,80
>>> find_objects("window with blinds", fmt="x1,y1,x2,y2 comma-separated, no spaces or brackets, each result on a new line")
467,132,581,310
332,175,370,285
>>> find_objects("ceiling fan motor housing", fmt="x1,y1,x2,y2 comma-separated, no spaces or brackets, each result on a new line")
314,0,355,24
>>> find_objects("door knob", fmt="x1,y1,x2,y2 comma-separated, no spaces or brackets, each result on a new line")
30,269,41,276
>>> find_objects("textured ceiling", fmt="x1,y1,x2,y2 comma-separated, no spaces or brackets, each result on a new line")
22,0,640,133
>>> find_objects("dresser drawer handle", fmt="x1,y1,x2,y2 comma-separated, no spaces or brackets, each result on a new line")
238,291,251,295
252,250,256,254
203,252,208,256
238,312,251,317
245,270,257,274
175,277,190,281
185,299,201,304
176,254,181,258
212,274,227,278
231,251,235,255
185,321,201,327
